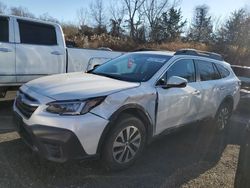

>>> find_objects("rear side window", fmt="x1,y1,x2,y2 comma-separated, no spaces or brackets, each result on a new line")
196,60,220,81
167,59,196,83
0,17,9,42
216,64,230,78
18,20,57,45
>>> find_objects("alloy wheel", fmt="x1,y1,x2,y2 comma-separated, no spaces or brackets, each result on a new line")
217,107,230,131
112,126,141,164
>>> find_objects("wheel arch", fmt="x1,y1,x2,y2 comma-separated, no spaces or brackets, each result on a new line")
96,104,154,154
216,95,234,116
221,95,234,109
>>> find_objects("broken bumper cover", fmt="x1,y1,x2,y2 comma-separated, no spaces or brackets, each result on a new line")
14,112,95,162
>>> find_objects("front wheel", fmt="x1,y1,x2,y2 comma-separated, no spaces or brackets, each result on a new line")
102,114,146,171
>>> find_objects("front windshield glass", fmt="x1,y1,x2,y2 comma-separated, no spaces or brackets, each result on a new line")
92,53,172,82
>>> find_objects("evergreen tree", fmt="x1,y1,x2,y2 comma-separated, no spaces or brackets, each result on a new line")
188,5,213,44
161,7,186,42
224,9,248,47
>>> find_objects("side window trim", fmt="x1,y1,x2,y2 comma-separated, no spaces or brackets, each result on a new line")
215,63,231,78
194,59,201,82
212,63,222,79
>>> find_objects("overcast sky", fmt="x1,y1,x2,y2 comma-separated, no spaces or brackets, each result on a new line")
1,0,249,24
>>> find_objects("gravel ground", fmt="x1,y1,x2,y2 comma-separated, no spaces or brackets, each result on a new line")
0,91,249,188
181,145,239,188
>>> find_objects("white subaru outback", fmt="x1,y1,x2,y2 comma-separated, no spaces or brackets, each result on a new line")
13,49,241,170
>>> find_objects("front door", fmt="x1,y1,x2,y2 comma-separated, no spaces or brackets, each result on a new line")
0,16,16,84
155,59,202,134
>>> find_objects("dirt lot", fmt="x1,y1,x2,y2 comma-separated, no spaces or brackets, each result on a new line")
0,93,249,188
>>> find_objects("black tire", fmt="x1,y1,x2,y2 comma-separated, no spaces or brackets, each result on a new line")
214,102,232,133
101,113,147,171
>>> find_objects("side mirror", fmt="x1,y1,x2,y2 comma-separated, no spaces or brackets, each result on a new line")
163,76,188,89
87,64,100,73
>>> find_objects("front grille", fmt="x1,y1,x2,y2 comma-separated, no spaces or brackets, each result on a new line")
15,91,39,119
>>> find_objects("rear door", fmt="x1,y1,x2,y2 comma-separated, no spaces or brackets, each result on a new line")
15,19,65,83
155,59,203,134
0,16,16,84
195,59,222,118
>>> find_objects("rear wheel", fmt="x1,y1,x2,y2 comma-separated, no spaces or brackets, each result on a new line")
102,114,146,171
215,102,232,132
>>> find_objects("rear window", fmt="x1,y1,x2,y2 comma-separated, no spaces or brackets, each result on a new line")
196,60,221,81
18,20,57,45
216,64,230,78
0,17,9,42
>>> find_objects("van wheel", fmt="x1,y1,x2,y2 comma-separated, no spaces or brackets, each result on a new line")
102,114,146,171
215,102,232,132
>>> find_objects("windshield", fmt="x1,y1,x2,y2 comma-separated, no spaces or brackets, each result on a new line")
91,53,172,82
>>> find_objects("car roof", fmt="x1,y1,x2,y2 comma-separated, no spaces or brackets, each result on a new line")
0,14,60,27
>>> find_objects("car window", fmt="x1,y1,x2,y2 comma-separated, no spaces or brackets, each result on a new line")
0,17,9,42
196,60,220,81
212,63,221,79
18,20,57,45
166,59,196,83
216,64,230,78
92,53,172,82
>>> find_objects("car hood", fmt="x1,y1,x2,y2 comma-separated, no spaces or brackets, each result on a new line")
25,72,140,100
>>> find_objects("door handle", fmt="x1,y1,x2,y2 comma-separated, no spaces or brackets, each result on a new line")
0,48,12,52
192,90,201,95
51,51,63,55
220,87,226,91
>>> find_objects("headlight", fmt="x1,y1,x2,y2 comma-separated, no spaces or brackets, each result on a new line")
46,97,105,115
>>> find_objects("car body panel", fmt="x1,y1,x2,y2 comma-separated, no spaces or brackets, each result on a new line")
0,16,16,84
13,101,109,155
156,82,203,134
25,72,140,100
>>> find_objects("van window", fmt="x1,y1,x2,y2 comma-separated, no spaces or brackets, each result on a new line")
196,60,220,81
167,59,196,83
0,17,9,42
18,20,57,45
216,64,230,78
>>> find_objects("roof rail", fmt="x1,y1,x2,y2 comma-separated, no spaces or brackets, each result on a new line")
174,49,224,61
132,48,158,52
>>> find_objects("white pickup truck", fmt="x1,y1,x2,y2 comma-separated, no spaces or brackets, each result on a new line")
0,15,123,97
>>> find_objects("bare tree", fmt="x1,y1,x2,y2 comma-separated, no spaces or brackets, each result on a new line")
0,1,7,14
109,0,126,37
90,0,106,32
142,0,181,41
77,8,88,27
39,13,59,23
124,0,146,39
10,6,35,18
110,0,126,23
143,0,169,29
